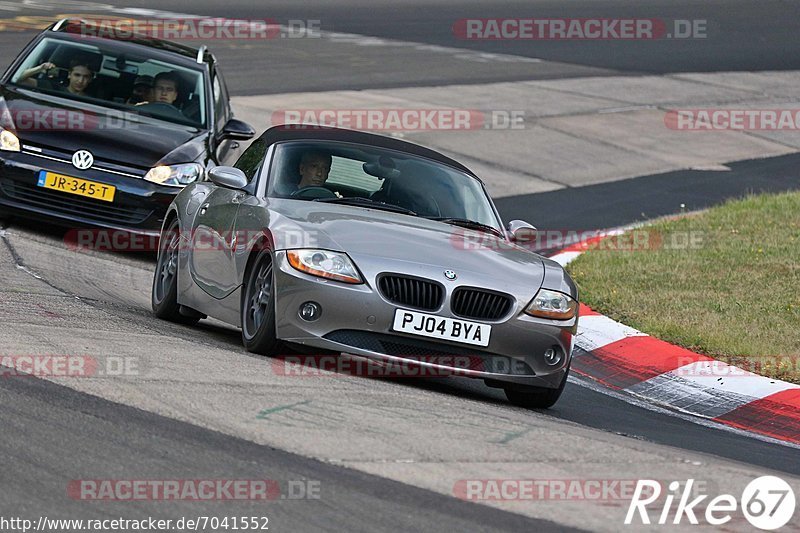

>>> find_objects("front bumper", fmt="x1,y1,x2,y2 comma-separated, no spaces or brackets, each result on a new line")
0,149,179,235
271,252,576,389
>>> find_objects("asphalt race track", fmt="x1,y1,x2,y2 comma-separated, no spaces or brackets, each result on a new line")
1,1,799,531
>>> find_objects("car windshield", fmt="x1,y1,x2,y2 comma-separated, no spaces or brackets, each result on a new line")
268,141,502,231
8,37,206,128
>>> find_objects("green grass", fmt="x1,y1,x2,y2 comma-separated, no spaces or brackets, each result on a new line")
567,191,800,382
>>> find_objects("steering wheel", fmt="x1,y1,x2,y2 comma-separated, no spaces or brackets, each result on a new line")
136,102,177,111
291,186,337,200
135,101,188,121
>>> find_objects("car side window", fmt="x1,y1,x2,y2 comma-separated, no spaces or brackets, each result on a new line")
233,138,267,182
212,70,231,131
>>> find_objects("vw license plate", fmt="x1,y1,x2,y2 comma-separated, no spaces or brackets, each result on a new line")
392,309,491,347
37,171,115,202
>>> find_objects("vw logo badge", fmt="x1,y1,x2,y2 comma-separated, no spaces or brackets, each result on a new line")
443,270,457,281
72,150,94,170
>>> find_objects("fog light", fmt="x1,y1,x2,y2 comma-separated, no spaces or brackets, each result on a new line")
299,301,321,321
544,347,562,366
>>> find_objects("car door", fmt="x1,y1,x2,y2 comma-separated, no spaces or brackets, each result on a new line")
189,184,245,299
189,139,268,298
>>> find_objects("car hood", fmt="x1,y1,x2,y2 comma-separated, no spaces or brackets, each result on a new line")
0,86,205,170
267,199,546,286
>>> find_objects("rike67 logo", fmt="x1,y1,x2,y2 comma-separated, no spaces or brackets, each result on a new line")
626,476,795,530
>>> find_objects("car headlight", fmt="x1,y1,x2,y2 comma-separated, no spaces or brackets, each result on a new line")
287,249,363,284
144,163,202,187
525,289,578,320
0,128,20,152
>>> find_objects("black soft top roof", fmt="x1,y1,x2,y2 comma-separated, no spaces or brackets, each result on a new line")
260,125,478,178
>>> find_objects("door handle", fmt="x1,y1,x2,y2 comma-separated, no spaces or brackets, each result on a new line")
230,141,240,149
199,203,209,215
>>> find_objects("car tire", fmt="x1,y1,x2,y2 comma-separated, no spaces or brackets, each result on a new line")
152,218,199,325
241,248,281,356
504,363,570,409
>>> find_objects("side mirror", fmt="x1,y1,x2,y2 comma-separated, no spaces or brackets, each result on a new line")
507,219,537,242
208,166,248,190
220,118,255,140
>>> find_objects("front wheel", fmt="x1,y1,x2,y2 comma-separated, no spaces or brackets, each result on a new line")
241,249,281,355
152,218,199,325
504,364,570,409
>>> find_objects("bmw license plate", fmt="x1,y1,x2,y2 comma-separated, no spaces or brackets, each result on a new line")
392,309,491,347
37,171,115,202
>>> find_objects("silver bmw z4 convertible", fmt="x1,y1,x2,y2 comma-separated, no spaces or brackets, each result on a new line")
152,125,579,408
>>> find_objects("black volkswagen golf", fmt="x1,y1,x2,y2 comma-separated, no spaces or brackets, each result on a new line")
0,19,255,235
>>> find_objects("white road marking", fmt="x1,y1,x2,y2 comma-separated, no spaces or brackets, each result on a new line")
568,373,800,450
549,250,582,266
666,360,800,398
575,314,647,351
107,5,544,65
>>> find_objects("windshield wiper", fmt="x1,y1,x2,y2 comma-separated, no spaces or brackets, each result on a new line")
314,196,417,216
426,217,505,238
